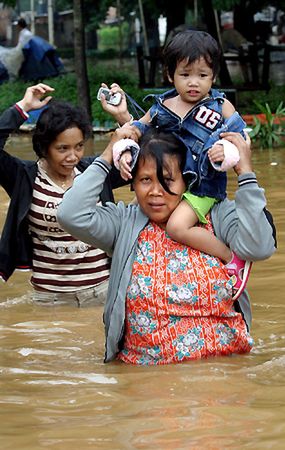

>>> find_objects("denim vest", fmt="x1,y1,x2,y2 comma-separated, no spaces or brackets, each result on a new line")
133,88,246,200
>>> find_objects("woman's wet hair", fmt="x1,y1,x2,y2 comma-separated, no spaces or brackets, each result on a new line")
163,29,221,80
32,100,93,158
132,129,187,195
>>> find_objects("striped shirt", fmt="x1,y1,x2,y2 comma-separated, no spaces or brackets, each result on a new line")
27,164,110,292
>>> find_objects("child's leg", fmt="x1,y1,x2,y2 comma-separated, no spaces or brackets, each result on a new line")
166,200,232,262
167,198,252,300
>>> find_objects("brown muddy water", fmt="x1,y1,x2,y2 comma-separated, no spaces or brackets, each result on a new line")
0,135,284,450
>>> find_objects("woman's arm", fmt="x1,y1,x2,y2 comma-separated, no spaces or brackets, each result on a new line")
0,84,54,190
58,158,124,255
0,106,27,148
99,82,151,127
57,126,140,254
0,83,53,150
211,132,276,261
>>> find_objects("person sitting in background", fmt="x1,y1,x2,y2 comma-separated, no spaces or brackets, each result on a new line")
220,11,248,53
0,83,128,307
57,127,276,364
17,18,33,48
0,18,33,80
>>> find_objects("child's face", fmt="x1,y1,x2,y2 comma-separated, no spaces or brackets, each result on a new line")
169,57,215,104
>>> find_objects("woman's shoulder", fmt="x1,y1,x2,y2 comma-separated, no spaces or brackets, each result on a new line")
0,149,36,169
77,156,95,171
116,201,148,225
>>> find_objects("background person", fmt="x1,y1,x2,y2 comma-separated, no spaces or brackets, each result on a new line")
0,83,128,306
58,127,276,364
220,11,248,53
0,18,33,80
17,18,33,48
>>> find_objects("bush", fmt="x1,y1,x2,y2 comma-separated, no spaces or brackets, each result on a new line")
0,60,149,128
0,73,79,112
237,84,285,115
97,23,130,53
249,101,285,148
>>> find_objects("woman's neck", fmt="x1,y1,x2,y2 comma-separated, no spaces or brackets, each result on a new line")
39,160,75,190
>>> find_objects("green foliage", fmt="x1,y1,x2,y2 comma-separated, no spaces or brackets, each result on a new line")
0,62,148,128
57,48,75,59
212,0,269,10
97,23,130,52
0,80,31,108
55,0,73,11
0,74,78,111
249,101,285,148
2,56,285,134
87,62,156,125
238,84,285,115
212,0,240,10
2,0,17,6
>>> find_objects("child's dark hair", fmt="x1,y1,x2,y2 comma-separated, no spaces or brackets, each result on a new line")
132,129,187,195
32,100,93,158
163,30,221,80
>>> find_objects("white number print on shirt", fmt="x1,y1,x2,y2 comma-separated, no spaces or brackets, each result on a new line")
194,106,221,129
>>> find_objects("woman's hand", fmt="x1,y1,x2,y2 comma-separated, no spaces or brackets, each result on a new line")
220,131,253,175
99,83,132,125
100,124,141,165
17,83,54,112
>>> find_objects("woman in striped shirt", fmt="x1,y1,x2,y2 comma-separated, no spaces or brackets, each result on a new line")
0,83,132,306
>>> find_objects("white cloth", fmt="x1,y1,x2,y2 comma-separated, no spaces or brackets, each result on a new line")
210,139,240,172
113,138,140,170
18,28,33,47
0,45,23,78
0,28,33,78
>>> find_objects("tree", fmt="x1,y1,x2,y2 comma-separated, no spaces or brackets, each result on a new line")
162,0,187,36
73,0,92,119
200,0,232,86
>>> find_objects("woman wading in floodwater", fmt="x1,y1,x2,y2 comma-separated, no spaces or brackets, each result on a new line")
0,83,129,306
58,126,276,364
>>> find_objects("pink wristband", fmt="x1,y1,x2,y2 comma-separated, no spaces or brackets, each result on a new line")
113,138,140,170
210,139,240,172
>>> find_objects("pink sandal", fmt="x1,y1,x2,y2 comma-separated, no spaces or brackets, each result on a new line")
226,252,252,300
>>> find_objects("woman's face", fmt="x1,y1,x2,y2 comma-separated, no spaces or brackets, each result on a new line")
132,154,186,228
45,127,85,176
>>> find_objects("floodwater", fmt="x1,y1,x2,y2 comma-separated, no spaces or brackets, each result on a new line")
0,135,284,450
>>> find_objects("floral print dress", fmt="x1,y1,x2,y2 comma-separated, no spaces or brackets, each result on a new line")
118,221,253,365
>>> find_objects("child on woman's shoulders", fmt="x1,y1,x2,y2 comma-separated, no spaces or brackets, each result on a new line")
99,29,251,300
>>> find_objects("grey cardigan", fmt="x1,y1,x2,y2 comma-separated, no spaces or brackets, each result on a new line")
57,157,276,362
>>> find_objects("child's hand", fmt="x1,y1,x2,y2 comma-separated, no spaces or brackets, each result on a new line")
119,150,133,181
208,143,225,164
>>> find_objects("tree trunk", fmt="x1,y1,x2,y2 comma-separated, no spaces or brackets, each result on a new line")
163,0,187,36
200,0,232,86
73,0,92,119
